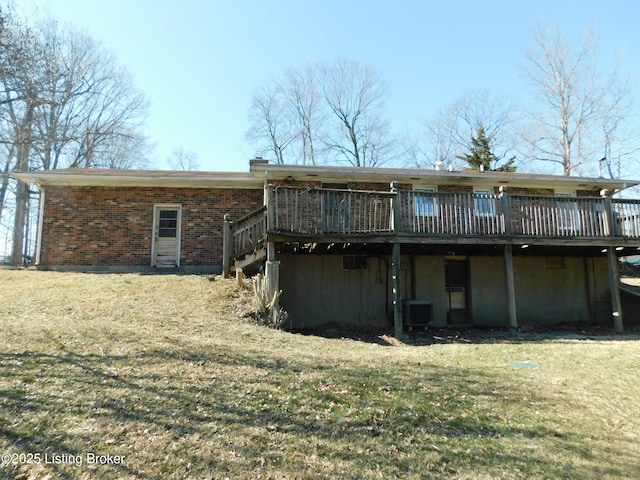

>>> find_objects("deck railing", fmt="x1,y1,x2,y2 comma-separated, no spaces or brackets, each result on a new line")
278,187,640,238
613,199,640,238
400,191,506,235
262,186,640,239
231,206,267,258
269,186,394,234
225,187,640,265
224,186,640,255
509,195,608,237
223,185,640,276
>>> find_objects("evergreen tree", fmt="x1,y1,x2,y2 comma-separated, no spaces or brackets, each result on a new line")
457,125,516,172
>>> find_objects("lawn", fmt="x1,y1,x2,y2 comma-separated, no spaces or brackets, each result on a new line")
0,269,639,479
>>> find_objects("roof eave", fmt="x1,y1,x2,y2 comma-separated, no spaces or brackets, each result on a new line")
11,170,264,189
250,164,639,191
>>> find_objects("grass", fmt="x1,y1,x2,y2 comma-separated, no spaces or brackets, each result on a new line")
0,269,639,479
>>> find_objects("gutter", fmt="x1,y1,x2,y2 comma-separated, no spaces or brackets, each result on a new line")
10,170,264,189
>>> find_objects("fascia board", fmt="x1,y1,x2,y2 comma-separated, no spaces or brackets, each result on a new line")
252,164,638,192
11,170,263,189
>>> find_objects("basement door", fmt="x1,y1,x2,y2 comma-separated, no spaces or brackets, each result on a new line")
445,257,469,324
152,205,182,268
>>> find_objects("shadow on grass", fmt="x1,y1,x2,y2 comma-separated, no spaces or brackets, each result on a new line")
0,344,637,479
299,324,640,347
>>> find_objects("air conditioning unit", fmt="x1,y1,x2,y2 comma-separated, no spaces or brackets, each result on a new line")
402,300,432,331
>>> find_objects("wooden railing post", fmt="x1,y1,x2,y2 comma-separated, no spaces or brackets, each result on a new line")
390,181,400,233
222,214,232,278
601,189,615,237
499,185,511,235
266,184,276,231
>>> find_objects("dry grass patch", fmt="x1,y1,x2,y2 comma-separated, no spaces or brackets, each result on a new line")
0,269,639,479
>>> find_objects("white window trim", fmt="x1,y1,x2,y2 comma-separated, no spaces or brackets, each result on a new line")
473,187,496,217
554,190,576,197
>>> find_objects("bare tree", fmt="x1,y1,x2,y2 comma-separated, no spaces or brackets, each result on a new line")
318,59,393,167
247,59,394,167
520,22,633,176
405,115,456,169
93,129,152,169
26,21,150,170
281,65,322,165
412,89,515,170
167,147,200,171
246,84,296,164
0,11,47,265
0,11,151,264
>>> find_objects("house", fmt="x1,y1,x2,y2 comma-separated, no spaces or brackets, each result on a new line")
13,160,640,335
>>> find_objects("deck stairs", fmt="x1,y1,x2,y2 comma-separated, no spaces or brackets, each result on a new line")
233,246,266,272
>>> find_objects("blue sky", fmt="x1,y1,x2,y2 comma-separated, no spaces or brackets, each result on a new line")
21,0,640,173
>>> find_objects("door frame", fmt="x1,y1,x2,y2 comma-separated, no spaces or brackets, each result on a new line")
151,204,182,267
444,256,470,325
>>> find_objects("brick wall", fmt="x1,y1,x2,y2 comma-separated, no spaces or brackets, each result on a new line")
40,186,263,267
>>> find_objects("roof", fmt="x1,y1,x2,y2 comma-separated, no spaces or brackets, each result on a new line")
11,168,264,189
252,163,639,193
11,163,639,194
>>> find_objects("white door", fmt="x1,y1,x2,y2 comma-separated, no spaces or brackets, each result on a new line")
152,205,181,267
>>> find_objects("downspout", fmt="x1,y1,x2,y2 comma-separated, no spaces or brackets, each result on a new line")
410,255,417,299
367,256,390,321
584,257,596,324
34,185,45,266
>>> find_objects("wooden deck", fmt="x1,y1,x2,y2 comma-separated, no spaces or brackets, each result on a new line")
225,185,640,272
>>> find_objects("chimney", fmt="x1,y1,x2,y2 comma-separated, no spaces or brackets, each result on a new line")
249,157,269,168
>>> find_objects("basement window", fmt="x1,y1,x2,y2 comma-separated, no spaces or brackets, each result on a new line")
544,257,566,269
343,256,367,270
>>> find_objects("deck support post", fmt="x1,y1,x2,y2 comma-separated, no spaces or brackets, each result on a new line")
601,189,624,333
390,181,404,339
265,259,280,319
264,240,281,324
222,214,232,278
392,243,403,339
606,246,624,334
503,243,518,333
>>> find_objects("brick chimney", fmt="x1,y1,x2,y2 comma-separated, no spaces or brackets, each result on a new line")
249,157,269,169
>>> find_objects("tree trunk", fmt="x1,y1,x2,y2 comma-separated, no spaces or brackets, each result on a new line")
0,152,13,223
11,102,35,266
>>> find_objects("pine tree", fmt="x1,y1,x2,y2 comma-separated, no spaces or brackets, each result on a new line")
457,125,516,172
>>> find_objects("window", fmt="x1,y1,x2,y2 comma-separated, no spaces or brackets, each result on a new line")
545,257,566,269
555,192,580,232
322,183,350,233
414,188,437,216
343,256,367,270
474,189,496,217
158,209,178,238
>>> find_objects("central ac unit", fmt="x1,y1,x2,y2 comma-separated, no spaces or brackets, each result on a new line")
402,299,432,331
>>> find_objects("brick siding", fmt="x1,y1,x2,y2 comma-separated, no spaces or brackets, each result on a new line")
40,186,263,267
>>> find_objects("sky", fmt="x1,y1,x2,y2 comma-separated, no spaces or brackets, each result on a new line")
16,0,640,174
